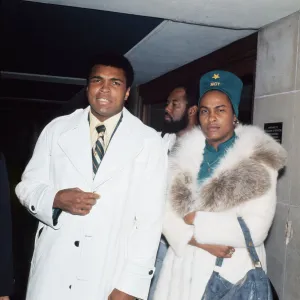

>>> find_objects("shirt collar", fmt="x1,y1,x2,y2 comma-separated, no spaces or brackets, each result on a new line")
205,132,237,153
89,110,122,136
89,111,122,128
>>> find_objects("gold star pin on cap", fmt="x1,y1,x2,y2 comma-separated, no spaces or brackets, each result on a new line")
212,74,220,80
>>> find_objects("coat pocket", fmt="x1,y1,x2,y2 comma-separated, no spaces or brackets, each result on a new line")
31,224,46,271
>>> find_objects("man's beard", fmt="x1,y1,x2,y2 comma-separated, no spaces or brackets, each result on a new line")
162,111,189,134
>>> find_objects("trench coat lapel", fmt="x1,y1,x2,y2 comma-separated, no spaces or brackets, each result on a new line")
93,109,143,188
58,107,93,186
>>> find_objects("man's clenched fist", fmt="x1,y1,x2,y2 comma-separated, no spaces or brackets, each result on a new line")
53,188,100,215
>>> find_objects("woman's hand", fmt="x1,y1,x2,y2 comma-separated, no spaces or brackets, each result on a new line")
184,211,196,225
201,244,235,258
184,213,235,258
189,237,235,258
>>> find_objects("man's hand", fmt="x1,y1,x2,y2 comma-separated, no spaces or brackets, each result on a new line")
189,237,235,258
184,211,196,225
0,296,10,300
53,188,100,216
108,289,134,300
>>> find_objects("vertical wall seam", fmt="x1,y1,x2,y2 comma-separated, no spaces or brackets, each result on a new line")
294,13,300,89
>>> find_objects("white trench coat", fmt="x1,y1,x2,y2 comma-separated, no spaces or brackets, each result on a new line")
16,107,167,300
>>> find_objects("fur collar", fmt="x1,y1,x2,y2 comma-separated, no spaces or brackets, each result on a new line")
168,125,287,217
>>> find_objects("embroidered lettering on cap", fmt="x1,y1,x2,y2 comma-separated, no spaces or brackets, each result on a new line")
210,82,221,87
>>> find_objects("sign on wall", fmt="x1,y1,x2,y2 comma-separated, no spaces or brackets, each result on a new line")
264,122,283,144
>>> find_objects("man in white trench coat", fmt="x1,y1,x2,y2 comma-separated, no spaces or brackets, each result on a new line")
15,54,167,300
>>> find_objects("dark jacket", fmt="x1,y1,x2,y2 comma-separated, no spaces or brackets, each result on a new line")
0,152,14,296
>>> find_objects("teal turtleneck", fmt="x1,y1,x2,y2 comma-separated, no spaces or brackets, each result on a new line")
197,133,237,183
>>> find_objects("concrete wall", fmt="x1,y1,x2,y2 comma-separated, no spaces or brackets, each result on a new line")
253,11,300,300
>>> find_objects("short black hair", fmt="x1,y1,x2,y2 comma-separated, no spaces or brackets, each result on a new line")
174,85,198,108
87,53,134,88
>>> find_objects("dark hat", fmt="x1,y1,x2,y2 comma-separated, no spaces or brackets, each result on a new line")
199,70,243,117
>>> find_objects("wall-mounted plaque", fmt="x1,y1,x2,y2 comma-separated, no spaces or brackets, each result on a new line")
264,122,283,144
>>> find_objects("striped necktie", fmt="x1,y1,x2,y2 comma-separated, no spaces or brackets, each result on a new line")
92,124,106,176
53,124,106,225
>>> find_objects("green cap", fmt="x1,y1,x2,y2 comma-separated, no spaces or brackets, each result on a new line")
199,70,243,117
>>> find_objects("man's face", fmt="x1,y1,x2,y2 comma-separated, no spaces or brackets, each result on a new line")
199,90,236,147
163,88,189,134
87,64,130,122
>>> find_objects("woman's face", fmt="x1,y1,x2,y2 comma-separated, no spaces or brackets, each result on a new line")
199,90,237,148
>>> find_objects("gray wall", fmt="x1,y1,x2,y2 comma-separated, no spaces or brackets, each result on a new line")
253,11,300,300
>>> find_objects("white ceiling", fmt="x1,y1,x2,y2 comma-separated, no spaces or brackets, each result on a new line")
126,21,255,84
26,0,300,84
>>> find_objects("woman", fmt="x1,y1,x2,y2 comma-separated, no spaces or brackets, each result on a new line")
153,70,287,300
